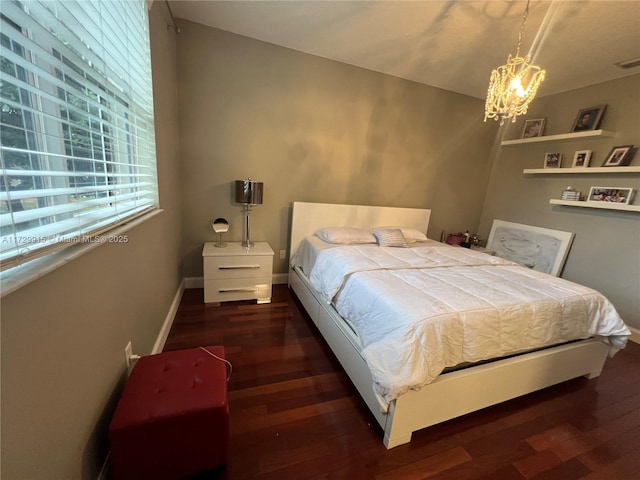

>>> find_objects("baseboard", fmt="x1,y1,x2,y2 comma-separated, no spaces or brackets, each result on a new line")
629,326,640,345
273,273,288,284
152,278,185,354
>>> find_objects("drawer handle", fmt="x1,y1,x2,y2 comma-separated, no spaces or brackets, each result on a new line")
218,265,261,270
219,287,259,293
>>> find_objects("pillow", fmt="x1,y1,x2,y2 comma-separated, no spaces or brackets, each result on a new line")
376,226,428,243
314,227,376,244
371,227,409,247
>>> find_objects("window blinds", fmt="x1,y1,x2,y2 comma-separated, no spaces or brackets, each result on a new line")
0,0,158,268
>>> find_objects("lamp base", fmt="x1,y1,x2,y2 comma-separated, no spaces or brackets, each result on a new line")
242,204,255,248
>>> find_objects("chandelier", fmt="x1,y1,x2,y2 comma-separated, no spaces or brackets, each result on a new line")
484,0,546,125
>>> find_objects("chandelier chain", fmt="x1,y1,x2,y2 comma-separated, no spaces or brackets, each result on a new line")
515,0,531,58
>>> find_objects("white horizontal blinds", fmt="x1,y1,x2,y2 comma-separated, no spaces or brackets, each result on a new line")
0,0,157,268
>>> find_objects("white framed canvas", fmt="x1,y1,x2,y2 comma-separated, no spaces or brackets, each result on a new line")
486,220,575,277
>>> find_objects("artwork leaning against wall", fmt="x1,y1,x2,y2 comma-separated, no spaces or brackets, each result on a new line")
486,220,575,277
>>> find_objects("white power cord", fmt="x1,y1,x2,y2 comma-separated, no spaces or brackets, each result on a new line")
127,349,232,382
199,346,233,381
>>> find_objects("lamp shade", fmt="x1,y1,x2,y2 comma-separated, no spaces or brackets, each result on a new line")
235,179,263,205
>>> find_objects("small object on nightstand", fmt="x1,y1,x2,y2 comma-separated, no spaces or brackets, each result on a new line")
212,217,229,247
460,230,471,248
446,233,466,245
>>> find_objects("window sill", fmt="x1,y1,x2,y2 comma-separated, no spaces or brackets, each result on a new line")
0,209,163,298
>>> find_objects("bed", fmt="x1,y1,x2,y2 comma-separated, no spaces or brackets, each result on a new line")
287,202,630,449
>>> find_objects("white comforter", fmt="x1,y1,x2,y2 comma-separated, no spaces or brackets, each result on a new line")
307,243,630,402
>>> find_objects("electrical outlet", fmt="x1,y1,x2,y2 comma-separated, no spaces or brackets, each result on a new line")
279,250,286,260
124,341,132,370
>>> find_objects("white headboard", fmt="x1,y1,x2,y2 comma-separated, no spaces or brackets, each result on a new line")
289,202,431,259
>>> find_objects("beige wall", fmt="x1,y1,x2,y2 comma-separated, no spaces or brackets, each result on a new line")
176,21,499,277
480,74,640,329
0,4,182,479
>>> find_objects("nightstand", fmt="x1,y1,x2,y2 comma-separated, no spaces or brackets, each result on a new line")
202,242,274,304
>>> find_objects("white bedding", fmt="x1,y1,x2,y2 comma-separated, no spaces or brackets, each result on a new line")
290,235,338,275
302,241,630,402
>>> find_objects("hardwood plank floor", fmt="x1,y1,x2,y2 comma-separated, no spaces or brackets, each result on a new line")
164,285,640,479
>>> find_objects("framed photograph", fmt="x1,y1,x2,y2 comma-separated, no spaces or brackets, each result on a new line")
572,150,592,168
486,220,574,276
570,105,607,132
521,118,546,138
602,145,634,167
588,186,634,205
544,152,562,168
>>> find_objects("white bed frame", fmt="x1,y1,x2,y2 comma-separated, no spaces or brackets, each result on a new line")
287,202,609,449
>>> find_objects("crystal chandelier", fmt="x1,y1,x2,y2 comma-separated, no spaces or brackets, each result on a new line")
484,0,546,125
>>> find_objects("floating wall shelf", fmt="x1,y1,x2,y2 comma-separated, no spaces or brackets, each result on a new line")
502,129,615,146
506,127,638,213
549,199,640,213
524,167,640,175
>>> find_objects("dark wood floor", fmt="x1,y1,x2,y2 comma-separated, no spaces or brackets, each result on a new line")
164,285,640,479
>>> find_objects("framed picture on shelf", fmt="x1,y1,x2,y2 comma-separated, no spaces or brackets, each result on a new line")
522,118,546,138
602,145,635,167
544,153,562,168
572,150,592,168
570,105,607,132
587,186,634,205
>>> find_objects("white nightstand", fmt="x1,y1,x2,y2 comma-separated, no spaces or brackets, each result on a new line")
202,242,274,304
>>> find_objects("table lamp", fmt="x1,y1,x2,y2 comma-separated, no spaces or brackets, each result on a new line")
234,178,263,247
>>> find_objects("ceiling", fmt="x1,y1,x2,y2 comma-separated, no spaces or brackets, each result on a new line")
167,0,640,99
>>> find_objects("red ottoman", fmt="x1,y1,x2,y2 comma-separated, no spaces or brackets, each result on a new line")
109,346,229,480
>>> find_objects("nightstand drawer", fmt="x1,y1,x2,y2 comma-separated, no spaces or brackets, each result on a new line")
204,277,272,304
204,255,272,280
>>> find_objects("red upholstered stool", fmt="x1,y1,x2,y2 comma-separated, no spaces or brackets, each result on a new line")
109,346,229,480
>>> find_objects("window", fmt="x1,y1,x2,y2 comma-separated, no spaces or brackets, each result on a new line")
0,0,157,269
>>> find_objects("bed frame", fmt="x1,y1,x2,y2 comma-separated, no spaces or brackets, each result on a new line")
287,202,610,449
